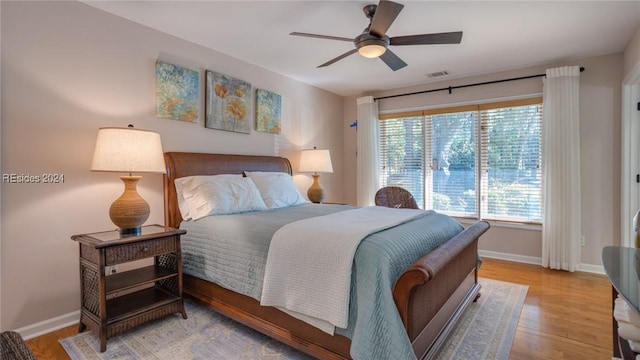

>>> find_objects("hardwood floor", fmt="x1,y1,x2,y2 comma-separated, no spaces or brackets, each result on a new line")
25,324,76,360
480,258,612,360
25,258,613,360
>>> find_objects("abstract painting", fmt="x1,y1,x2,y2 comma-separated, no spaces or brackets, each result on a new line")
205,70,252,134
255,89,282,134
155,60,199,122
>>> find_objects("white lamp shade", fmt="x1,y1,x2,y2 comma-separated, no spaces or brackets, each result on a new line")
91,127,166,173
299,148,333,173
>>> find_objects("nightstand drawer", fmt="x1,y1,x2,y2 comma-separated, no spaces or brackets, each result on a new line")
105,236,177,265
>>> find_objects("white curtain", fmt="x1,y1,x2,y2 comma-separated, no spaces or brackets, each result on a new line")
541,66,581,271
356,96,380,206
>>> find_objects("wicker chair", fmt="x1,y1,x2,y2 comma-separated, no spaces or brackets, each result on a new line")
1,331,37,360
374,186,420,209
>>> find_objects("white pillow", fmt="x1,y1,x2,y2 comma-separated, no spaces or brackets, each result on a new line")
181,176,267,220
244,171,309,209
174,174,242,220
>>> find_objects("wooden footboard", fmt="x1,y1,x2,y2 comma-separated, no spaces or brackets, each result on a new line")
394,221,490,359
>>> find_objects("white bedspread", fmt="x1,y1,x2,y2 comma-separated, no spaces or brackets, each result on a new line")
260,206,426,334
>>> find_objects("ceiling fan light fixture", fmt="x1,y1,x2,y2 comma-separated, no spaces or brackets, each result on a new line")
358,44,387,58
290,0,463,70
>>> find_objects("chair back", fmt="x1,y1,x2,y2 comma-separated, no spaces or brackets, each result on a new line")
374,186,420,209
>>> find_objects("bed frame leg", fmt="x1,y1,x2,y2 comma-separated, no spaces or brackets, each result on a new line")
473,292,481,302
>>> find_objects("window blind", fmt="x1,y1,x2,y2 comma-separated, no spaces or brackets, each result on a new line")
379,116,424,206
427,111,477,217
480,102,543,222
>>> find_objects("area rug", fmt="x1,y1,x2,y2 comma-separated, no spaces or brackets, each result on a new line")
435,278,528,360
60,278,527,360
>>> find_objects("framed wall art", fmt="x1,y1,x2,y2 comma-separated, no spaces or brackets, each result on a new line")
155,60,199,122
205,70,252,134
255,89,282,134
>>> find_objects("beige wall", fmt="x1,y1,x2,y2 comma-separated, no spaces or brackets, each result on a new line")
343,96,359,206
624,26,640,79
0,1,344,331
344,53,623,268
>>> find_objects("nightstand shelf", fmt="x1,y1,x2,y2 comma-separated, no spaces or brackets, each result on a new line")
105,264,177,294
106,287,178,323
72,225,187,352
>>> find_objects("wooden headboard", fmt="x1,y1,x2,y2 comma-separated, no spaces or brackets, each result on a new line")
163,152,293,228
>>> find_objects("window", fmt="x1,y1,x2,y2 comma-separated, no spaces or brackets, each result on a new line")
379,98,542,223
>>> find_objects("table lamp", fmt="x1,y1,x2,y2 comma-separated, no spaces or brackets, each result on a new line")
91,126,166,235
299,147,333,203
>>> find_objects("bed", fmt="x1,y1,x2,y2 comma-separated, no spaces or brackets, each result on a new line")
163,151,490,360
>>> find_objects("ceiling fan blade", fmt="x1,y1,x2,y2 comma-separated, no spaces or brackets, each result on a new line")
317,49,358,68
369,0,404,37
290,32,353,42
390,31,463,46
379,49,407,71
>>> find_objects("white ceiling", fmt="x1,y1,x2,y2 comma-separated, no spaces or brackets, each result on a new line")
83,1,640,96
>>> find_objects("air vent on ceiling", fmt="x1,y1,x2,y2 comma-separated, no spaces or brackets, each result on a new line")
426,70,450,78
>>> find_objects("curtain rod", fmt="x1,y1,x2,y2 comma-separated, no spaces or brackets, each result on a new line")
374,66,585,101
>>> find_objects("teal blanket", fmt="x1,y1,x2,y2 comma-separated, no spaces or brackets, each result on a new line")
338,209,464,359
180,204,464,360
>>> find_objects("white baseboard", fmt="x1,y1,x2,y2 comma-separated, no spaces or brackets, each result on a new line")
16,310,79,340
577,262,605,275
479,250,605,275
479,249,542,265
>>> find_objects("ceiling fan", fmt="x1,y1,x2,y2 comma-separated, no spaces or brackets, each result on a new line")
290,0,462,71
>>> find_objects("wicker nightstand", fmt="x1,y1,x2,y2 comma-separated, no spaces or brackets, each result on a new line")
71,225,187,352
